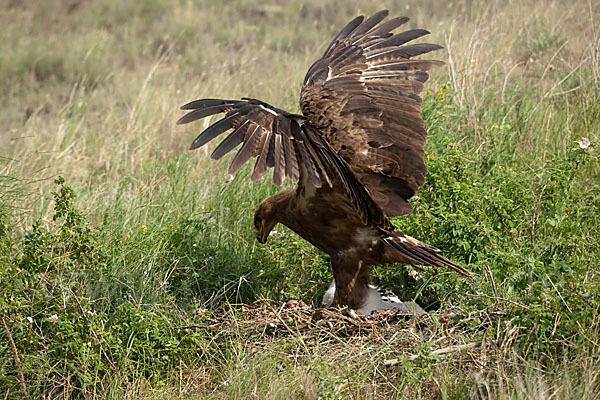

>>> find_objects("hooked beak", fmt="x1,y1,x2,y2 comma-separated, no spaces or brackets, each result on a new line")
255,230,268,244
255,220,268,244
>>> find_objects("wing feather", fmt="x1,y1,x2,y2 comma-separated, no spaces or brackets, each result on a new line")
300,125,332,187
229,124,261,174
354,16,409,44
180,98,235,110
366,44,444,60
272,134,285,186
349,10,389,39
210,120,249,160
251,129,272,181
282,135,300,182
323,15,364,56
365,29,431,51
290,119,321,186
188,113,237,150
176,105,230,125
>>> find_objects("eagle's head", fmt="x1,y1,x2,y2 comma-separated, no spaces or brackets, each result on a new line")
254,189,295,244
254,199,278,244
254,189,296,243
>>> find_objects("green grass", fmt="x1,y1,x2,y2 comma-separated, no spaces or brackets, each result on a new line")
1,0,600,398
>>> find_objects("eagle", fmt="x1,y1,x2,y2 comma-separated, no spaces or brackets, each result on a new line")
178,10,473,312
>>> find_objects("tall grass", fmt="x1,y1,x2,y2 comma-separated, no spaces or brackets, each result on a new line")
1,0,599,398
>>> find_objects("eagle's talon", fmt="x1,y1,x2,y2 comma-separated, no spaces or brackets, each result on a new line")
322,280,425,315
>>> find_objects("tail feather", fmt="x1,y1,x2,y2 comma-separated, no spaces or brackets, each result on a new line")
383,232,473,277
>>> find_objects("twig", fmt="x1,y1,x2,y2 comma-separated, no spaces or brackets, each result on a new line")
543,56,589,99
0,310,28,399
545,274,572,313
540,40,569,82
530,184,547,252
345,369,357,400
428,342,481,357
176,324,210,330
549,85,582,98
384,342,481,364
485,265,498,299
466,293,531,311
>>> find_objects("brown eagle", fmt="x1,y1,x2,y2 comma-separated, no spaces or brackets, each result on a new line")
178,10,472,311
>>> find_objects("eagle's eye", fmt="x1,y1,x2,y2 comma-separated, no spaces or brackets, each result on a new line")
254,216,262,230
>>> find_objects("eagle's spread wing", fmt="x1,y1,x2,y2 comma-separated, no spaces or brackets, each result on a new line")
300,10,443,216
177,98,388,227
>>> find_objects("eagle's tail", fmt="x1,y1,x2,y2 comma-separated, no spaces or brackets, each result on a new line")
382,232,473,277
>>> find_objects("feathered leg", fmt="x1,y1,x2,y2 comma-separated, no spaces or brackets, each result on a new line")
329,257,370,309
